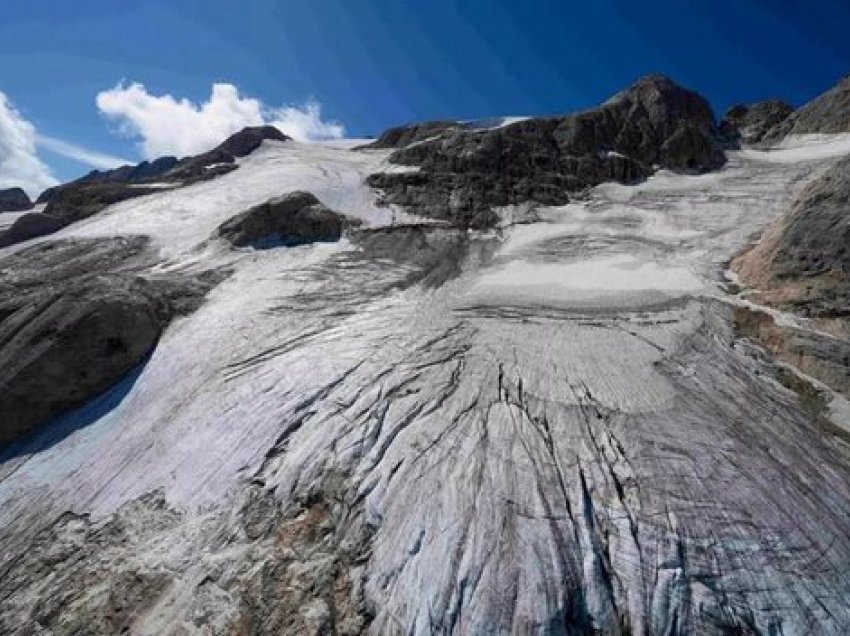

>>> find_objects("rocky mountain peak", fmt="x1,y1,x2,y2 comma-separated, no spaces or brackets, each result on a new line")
214,125,290,158
367,74,723,228
603,73,715,124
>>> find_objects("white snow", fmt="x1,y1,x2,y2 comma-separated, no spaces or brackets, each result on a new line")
0,134,843,528
740,133,850,163
471,255,704,304
3,133,850,633
464,115,531,130
44,140,402,258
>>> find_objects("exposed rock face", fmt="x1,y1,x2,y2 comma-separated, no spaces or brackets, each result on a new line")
0,237,225,447
35,158,179,205
721,100,794,144
217,191,353,248
213,125,290,157
734,305,850,397
35,127,291,234
367,75,725,228
34,186,57,205
43,182,154,225
367,120,465,148
732,153,850,398
763,75,850,142
37,126,289,207
167,125,290,184
0,213,65,248
75,156,180,188
734,153,850,318
0,187,32,212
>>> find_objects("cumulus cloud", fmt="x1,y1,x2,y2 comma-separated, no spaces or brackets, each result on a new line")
35,134,129,171
96,82,344,159
0,91,58,197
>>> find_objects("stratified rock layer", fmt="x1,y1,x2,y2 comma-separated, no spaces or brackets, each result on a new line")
367,75,725,228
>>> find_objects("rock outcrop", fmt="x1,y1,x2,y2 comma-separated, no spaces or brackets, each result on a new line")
0,213,65,248
0,187,32,212
17,127,293,246
733,153,850,318
210,125,290,157
73,156,179,188
367,75,725,228
0,237,225,447
763,75,850,142
216,191,353,248
37,126,290,208
732,153,850,398
367,120,465,149
43,183,154,225
35,157,179,205
166,125,290,184
720,100,794,145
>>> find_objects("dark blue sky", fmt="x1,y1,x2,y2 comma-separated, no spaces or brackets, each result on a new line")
1,0,848,182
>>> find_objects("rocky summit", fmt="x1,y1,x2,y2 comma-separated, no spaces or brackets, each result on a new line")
367,75,724,228
4,74,850,635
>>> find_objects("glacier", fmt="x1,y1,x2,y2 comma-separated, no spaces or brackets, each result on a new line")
2,135,850,634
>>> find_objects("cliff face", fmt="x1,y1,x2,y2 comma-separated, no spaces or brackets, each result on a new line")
732,151,850,400
734,153,850,313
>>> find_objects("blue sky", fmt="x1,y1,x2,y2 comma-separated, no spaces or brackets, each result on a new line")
0,0,848,192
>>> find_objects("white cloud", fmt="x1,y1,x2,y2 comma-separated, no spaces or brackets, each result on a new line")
269,102,345,143
36,134,129,171
96,82,344,159
0,91,58,197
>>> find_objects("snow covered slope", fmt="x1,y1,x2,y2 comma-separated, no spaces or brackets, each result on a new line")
3,136,850,634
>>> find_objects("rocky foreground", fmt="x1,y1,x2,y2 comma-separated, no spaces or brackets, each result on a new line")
2,76,850,634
